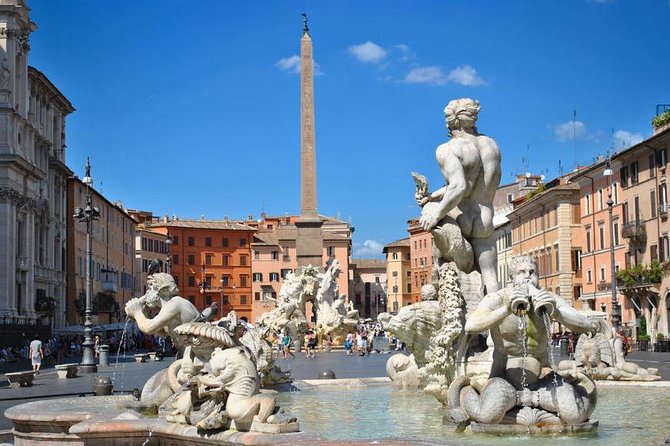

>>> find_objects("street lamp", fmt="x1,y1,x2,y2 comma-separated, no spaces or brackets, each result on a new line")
73,157,100,374
604,153,621,330
164,234,172,274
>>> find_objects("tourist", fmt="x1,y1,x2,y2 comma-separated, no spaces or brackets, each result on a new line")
357,330,367,356
94,335,100,357
324,334,333,353
306,330,317,358
281,330,294,359
29,335,43,374
345,330,354,356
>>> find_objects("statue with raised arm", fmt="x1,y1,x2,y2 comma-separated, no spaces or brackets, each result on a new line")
414,98,501,295
445,256,600,432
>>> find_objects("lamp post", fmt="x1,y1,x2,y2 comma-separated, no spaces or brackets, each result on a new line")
73,157,100,373
604,154,621,330
164,234,172,274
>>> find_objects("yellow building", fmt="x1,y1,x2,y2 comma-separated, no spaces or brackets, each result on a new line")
383,238,412,313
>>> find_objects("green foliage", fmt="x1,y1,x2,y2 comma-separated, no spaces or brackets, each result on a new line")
657,333,666,341
525,183,546,200
640,315,647,337
616,260,670,287
652,109,670,129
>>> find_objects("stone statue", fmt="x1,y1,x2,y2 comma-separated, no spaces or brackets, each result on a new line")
445,256,599,431
414,98,501,295
0,58,10,89
124,272,200,354
558,325,661,381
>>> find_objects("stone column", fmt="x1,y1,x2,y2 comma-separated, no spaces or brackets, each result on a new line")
295,25,323,268
0,198,16,317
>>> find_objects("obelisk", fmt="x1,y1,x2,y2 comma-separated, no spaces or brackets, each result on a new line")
295,13,324,268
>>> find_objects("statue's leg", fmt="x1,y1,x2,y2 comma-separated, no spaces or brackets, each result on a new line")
471,235,499,295
537,372,597,424
255,394,276,422
461,377,517,424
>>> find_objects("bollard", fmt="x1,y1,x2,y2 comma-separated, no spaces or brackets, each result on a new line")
318,369,336,379
98,344,110,367
92,376,113,396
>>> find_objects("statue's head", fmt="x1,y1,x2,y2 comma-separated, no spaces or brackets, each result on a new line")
509,256,539,288
145,273,179,307
444,98,480,136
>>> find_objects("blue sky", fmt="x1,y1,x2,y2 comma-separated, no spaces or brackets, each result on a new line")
29,1,670,258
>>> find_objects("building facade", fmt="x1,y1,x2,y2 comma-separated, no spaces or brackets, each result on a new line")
66,177,137,325
0,1,74,337
148,219,256,322
349,258,386,320
407,218,434,303
383,238,412,313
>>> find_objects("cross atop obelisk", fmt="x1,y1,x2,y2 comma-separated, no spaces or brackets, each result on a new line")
295,13,323,268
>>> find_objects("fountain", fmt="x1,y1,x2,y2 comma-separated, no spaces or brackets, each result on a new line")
4,98,669,445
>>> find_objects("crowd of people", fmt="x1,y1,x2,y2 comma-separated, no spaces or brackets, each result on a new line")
0,331,173,369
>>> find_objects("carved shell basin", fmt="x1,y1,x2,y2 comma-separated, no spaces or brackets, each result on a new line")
172,322,236,350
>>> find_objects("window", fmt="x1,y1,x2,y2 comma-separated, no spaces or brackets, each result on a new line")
223,255,230,266
220,275,229,287
406,284,411,293
613,182,619,204
613,220,620,246
252,273,263,282
254,250,260,260
173,236,179,245
239,238,247,247
173,275,179,286
634,196,641,222
649,154,656,178
406,271,411,278
507,193,513,203
255,292,261,301
392,252,398,260
598,224,605,250
205,295,212,305
392,271,398,277
240,275,247,287
651,189,657,218
375,276,380,284
240,295,247,305
598,189,603,211
281,268,292,279
585,227,592,252
205,237,212,247
271,251,279,260
620,166,629,187
188,236,195,246
173,254,179,265
187,254,195,265
622,202,629,224
327,246,335,257
630,161,639,185
188,276,196,286
572,249,582,271
205,254,212,265
584,194,590,215
651,244,659,262
188,296,195,304
586,269,592,283
240,255,247,266
392,285,399,293
660,183,668,209
599,267,606,282
222,295,229,305
270,272,280,282
658,148,668,167
222,238,229,248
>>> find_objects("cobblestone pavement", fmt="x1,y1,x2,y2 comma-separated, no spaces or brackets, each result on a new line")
0,346,669,431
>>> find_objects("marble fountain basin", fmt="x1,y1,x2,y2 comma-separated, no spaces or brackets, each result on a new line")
4,380,670,445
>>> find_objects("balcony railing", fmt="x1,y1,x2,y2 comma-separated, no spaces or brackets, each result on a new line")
622,220,646,243
596,282,613,292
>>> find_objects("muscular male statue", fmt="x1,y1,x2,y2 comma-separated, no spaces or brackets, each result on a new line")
447,256,598,426
125,273,200,354
418,98,501,294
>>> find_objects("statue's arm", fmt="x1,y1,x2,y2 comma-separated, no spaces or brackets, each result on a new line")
133,304,176,335
552,298,594,333
434,154,466,219
464,292,510,334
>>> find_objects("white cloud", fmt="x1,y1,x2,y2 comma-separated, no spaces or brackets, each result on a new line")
394,44,415,62
274,55,323,75
446,65,485,86
613,129,644,149
404,65,485,87
404,66,448,86
348,41,387,63
353,239,385,258
554,120,587,141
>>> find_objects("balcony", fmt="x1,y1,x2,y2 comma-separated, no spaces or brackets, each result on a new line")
101,269,118,293
622,220,646,243
596,282,613,293
660,202,669,218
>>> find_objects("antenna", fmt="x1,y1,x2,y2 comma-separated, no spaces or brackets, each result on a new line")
573,110,577,169
558,160,564,177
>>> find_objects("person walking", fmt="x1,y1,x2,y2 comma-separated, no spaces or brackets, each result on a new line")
345,330,354,356
281,330,294,359
29,335,44,374
306,330,317,358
